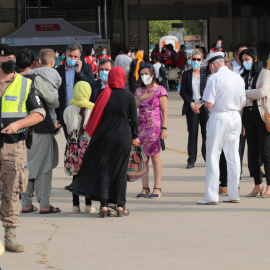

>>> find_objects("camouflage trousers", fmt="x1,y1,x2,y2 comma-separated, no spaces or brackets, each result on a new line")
0,141,28,227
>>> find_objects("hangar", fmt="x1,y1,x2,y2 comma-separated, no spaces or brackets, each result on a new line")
0,0,269,61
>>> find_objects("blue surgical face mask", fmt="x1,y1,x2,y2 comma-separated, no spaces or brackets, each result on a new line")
243,60,252,71
187,60,192,65
92,52,95,56
192,60,201,70
216,44,221,47
102,51,106,55
100,70,109,81
66,57,77,67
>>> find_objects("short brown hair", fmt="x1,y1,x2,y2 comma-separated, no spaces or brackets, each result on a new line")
39,48,55,65
224,57,233,70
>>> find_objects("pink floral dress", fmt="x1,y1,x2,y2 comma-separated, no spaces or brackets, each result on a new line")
135,85,168,156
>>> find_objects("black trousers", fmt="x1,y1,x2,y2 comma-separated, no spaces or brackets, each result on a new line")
242,108,270,185
219,151,228,187
186,108,208,164
72,176,92,206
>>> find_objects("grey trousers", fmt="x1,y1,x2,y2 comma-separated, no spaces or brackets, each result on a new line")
21,169,52,208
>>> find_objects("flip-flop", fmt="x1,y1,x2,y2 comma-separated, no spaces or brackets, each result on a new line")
21,204,38,213
39,205,61,214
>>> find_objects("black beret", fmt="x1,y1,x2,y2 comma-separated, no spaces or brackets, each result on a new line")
0,44,17,57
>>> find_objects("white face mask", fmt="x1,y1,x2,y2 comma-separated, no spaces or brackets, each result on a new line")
141,75,153,85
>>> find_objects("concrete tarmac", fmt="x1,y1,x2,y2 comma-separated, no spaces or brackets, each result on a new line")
1,91,269,270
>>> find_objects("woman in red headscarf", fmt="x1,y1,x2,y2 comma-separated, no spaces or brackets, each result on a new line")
66,67,140,218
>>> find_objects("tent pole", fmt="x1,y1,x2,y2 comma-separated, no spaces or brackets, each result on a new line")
38,0,41,18
17,0,22,26
104,0,108,39
98,6,102,36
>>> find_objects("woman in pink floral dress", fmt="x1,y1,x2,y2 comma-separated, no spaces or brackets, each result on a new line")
134,63,168,198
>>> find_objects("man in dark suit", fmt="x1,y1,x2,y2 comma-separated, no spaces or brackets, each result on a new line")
90,58,114,103
56,43,95,138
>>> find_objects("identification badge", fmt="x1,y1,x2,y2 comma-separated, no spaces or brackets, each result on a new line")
5,95,18,102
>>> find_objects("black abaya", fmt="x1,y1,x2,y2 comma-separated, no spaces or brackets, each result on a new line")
66,88,138,206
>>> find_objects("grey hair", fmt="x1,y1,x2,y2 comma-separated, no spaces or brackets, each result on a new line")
99,58,115,68
192,49,203,58
66,43,82,54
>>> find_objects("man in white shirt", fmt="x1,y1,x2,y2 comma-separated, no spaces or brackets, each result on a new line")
197,52,246,205
232,44,247,74
153,55,162,82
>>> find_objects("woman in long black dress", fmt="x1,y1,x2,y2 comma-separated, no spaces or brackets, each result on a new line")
66,67,140,217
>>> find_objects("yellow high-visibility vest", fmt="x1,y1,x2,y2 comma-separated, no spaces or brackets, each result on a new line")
2,73,32,120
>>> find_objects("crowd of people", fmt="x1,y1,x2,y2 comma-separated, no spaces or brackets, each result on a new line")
0,39,270,254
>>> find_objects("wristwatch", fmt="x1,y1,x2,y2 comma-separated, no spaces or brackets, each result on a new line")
161,127,167,130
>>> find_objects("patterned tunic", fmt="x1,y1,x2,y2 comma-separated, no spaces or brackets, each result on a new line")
64,131,90,176
135,85,168,156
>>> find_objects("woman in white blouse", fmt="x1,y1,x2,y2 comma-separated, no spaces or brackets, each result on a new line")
180,49,208,169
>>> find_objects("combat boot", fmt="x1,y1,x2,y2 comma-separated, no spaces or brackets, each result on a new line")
4,227,24,252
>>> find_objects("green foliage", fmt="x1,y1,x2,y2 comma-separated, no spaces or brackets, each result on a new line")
149,20,203,45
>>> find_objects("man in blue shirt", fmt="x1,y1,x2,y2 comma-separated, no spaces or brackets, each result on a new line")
56,43,95,138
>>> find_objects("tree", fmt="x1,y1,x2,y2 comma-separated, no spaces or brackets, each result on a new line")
149,20,203,45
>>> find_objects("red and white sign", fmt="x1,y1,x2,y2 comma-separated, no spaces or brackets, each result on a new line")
35,24,61,31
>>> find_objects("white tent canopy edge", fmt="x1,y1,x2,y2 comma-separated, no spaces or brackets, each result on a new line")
1,18,101,46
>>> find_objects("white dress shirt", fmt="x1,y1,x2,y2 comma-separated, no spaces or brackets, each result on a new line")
203,66,246,113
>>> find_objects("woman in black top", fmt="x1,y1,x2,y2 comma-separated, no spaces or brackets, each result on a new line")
240,47,270,197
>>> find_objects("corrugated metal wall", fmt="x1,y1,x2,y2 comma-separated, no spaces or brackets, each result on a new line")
128,3,228,20
0,8,17,22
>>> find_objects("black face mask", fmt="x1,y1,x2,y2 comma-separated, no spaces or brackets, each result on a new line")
1,60,16,74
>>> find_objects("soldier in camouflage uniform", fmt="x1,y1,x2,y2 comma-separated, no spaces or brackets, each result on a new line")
0,44,45,252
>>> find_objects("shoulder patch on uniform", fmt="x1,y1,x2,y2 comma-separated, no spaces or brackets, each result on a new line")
35,95,41,105
5,95,18,102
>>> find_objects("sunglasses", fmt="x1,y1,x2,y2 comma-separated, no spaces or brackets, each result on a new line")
141,63,153,68
192,58,202,61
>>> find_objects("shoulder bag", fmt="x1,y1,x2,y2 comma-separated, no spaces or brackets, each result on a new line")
127,146,147,182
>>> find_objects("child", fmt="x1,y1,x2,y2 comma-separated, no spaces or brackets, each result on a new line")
20,48,62,132
63,81,95,214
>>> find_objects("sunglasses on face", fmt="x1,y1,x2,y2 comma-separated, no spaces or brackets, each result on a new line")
192,58,202,61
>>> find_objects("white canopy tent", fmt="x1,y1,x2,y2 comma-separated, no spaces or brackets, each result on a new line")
1,18,101,46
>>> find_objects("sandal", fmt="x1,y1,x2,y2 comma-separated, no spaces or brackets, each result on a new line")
39,205,61,214
136,187,150,198
98,207,110,218
149,188,162,199
116,207,129,217
22,204,38,213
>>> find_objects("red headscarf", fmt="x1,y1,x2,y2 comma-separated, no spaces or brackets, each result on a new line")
85,67,126,137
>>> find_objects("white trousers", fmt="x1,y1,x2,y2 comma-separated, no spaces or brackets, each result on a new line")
204,111,241,201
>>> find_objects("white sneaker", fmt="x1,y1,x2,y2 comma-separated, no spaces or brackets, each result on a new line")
223,197,240,203
85,205,96,213
72,206,81,214
197,199,219,205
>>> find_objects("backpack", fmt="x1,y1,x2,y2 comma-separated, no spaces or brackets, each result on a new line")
159,64,169,80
